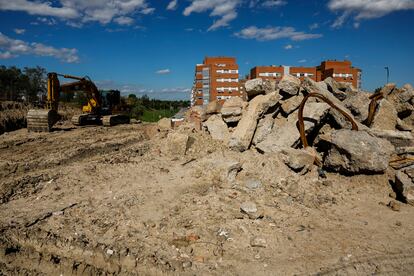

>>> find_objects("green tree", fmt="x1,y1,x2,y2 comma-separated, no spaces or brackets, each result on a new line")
23,66,47,101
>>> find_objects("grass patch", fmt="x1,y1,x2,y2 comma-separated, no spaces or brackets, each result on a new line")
140,109,178,122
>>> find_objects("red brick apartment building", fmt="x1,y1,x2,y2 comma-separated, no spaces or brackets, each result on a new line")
191,57,243,106
249,60,361,88
191,58,361,106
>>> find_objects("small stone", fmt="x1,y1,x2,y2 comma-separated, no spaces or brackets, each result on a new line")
387,200,401,212
250,236,267,248
245,178,262,190
193,256,205,263
157,118,171,129
240,201,257,214
106,249,114,255
182,261,192,268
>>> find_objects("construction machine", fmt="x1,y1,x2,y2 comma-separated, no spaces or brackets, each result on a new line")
27,72,130,132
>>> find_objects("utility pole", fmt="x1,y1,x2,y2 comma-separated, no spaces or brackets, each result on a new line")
384,66,390,84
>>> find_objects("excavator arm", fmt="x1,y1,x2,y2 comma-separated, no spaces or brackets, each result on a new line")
27,71,129,132
44,72,102,113
28,72,103,131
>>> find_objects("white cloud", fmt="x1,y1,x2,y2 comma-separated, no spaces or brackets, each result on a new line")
0,51,16,59
0,0,154,26
167,0,178,10
37,17,58,26
156,69,171,74
309,23,319,30
183,0,241,31
284,44,293,49
328,0,414,27
0,32,79,63
114,16,134,26
262,0,287,8
13,28,26,34
298,59,307,63
331,11,350,28
235,26,322,41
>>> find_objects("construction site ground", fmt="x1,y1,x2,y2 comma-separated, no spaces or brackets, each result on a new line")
1,122,414,275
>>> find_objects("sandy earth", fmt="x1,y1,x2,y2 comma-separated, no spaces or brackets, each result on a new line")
0,122,414,275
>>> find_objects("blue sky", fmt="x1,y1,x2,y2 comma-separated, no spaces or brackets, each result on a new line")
0,0,413,100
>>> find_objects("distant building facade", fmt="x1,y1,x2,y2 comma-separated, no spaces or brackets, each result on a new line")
191,57,244,106
248,60,361,89
191,59,361,107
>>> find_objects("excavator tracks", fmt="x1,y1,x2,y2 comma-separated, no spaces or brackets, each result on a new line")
71,114,101,126
102,114,130,127
27,109,60,132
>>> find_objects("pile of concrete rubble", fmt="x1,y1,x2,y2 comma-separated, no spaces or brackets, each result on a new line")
193,75,414,206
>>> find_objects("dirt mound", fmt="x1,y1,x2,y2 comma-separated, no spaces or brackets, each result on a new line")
0,101,30,135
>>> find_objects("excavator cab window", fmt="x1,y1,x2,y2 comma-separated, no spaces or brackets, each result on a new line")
100,90,121,115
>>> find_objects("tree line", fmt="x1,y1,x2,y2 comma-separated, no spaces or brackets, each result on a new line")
0,66,47,101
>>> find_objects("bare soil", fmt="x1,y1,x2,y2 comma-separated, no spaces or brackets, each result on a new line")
0,122,413,275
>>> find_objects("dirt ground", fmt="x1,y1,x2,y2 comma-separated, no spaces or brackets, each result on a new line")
0,122,414,275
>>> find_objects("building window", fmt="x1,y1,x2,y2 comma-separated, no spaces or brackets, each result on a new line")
258,72,281,77
217,87,239,92
216,69,239,74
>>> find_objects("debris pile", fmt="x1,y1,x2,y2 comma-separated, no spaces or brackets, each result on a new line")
197,75,414,205
0,101,30,135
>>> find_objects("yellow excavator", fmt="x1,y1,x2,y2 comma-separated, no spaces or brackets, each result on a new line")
27,72,130,132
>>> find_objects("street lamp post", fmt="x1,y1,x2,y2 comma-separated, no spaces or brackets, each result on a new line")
384,66,390,84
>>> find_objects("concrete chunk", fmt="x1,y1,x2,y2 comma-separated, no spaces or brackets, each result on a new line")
395,171,414,206
229,92,280,151
278,74,301,96
323,129,394,174
204,114,230,142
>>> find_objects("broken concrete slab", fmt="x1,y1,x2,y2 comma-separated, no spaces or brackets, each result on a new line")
157,117,172,130
302,77,366,130
281,94,304,116
252,114,274,145
324,77,349,100
206,100,222,115
380,83,397,96
229,92,280,152
278,74,301,96
394,171,414,206
244,78,276,99
204,114,230,142
280,147,315,174
164,132,190,156
322,129,394,174
366,129,414,147
221,97,245,123
198,155,242,182
371,99,397,131
256,102,330,153
342,92,371,123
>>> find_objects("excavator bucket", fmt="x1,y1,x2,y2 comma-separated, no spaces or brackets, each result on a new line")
27,109,60,132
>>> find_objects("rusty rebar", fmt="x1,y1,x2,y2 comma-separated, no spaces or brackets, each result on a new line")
298,92,359,149
365,92,384,127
